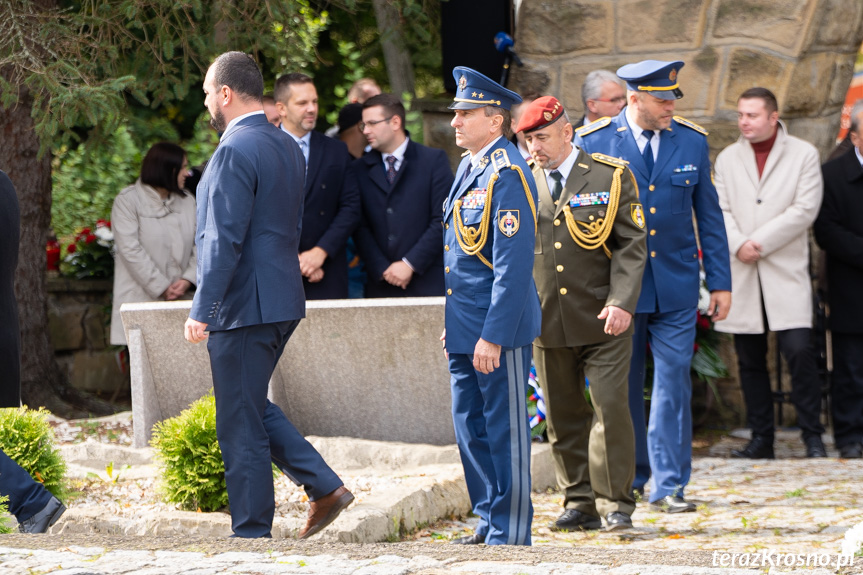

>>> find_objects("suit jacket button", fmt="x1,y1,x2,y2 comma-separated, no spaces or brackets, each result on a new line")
445,223,449,229
553,219,561,226
650,207,656,214
649,185,655,191
559,287,567,295
554,242,562,249
556,265,564,272
387,208,393,214
445,245,450,251
321,184,327,189
320,210,325,215
651,251,656,257
650,229,656,236
445,266,450,273
447,288,453,295
756,199,762,204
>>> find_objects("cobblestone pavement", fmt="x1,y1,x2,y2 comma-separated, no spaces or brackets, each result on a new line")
0,419,859,573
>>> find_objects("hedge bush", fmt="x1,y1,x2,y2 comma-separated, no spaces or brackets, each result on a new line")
150,393,229,512
0,408,68,500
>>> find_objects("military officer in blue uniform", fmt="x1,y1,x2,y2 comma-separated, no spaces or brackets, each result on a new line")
442,66,541,545
575,60,732,513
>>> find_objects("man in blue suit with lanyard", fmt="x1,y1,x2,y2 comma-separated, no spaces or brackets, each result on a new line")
575,60,732,513
185,52,352,539
441,67,541,545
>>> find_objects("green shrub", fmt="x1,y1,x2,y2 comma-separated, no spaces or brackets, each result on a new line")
150,393,228,512
0,408,68,500
0,495,13,534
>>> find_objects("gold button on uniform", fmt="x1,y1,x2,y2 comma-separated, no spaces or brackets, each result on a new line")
560,287,567,295
650,207,656,214
445,223,449,229
554,242,562,249
553,219,560,226
650,229,656,236
445,266,450,273
589,215,595,221
444,245,449,251
685,179,690,185
447,289,452,295
556,265,564,272
650,251,656,257
649,185,655,191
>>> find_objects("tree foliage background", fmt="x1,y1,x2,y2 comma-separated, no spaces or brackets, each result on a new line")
0,0,443,415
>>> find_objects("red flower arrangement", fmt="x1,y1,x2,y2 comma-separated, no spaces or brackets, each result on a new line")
60,220,114,279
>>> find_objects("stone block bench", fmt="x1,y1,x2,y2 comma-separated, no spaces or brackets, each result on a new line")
120,298,453,448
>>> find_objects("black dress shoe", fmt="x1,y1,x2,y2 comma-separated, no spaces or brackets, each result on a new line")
838,442,863,459
605,512,633,531
19,496,66,534
731,435,774,459
451,533,484,544
804,435,827,458
650,496,696,513
549,509,602,531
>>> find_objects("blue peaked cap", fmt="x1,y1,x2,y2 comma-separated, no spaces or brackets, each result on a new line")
617,60,685,100
449,66,522,111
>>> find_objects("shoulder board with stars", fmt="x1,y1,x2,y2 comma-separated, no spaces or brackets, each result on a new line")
673,115,709,136
591,152,629,169
491,148,511,172
575,116,611,138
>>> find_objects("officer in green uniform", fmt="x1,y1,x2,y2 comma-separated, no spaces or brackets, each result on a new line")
516,96,647,531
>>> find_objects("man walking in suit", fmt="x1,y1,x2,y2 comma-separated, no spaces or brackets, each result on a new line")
517,96,646,532
442,67,541,546
815,100,863,459
714,87,826,459
0,170,66,534
185,52,353,539
353,93,453,297
274,73,361,299
576,60,732,512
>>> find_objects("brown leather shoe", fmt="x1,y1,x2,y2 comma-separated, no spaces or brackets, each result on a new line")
298,486,354,539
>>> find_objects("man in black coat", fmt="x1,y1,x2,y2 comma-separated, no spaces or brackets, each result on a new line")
814,101,863,459
352,93,453,297
0,170,66,532
274,73,361,300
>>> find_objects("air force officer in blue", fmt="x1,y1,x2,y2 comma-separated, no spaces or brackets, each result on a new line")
575,61,731,513
442,67,541,545
185,52,353,539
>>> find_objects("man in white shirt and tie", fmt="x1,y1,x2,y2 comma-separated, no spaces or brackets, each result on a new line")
274,73,361,299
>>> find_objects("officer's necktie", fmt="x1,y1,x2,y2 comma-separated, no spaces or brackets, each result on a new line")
386,155,398,185
549,170,563,203
642,130,655,177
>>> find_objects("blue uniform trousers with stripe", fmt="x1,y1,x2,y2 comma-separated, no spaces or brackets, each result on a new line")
449,345,533,545
628,308,697,502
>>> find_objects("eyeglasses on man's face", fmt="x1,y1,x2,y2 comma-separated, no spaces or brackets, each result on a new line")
359,116,394,131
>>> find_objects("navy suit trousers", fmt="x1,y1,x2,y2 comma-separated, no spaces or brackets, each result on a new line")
207,321,343,538
0,448,52,523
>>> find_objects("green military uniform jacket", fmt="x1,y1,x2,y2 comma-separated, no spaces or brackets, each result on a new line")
532,147,647,348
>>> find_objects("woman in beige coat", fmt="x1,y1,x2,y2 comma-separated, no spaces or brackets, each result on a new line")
110,143,197,345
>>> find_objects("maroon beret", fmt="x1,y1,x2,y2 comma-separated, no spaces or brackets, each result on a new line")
515,96,565,133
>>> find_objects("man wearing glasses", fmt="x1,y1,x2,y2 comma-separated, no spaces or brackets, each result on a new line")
352,93,453,297
580,70,627,127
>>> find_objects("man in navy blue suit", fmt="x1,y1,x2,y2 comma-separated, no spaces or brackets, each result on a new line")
352,93,453,297
185,52,353,539
0,171,66,534
575,60,732,513
442,67,541,546
273,73,361,300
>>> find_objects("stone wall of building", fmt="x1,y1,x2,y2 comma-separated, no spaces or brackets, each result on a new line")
510,0,863,158
47,277,129,397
